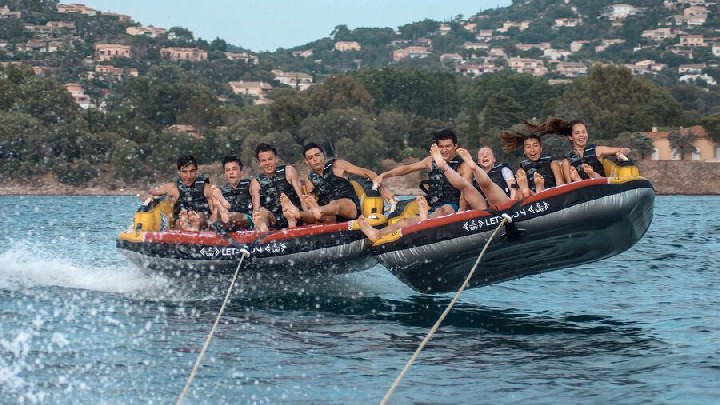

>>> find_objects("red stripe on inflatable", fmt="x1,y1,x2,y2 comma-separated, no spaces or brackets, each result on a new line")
400,178,608,235
258,222,351,242
144,231,231,245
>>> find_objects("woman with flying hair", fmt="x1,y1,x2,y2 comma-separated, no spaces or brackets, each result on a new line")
500,121,565,198
531,118,632,183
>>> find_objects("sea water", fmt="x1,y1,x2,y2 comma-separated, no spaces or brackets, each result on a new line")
0,196,718,404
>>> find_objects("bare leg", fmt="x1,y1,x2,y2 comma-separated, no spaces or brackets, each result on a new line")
211,186,231,224
431,145,486,210
534,172,546,193
253,208,273,232
302,195,323,221
457,148,509,206
280,193,300,228
581,163,599,179
569,166,582,182
357,215,421,243
417,196,429,221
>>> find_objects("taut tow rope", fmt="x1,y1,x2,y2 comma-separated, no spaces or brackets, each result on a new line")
177,248,250,405
380,213,512,405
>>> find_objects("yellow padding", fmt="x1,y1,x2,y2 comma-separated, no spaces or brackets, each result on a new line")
118,230,145,243
362,195,384,217
607,175,648,184
350,180,366,199
373,229,403,245
133,200,174,232
602,158,640,178
349,215,387,231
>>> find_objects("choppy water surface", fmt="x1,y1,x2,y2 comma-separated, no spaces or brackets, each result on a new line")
0,196,718,404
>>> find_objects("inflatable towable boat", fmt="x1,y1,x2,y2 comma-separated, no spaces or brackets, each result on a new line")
116,182,388,277
371,176,655,293
117,166,653,291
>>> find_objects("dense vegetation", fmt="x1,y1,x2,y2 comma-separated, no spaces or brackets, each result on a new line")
0,0,719,187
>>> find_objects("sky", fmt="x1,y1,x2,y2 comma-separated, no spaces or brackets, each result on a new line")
80,0,512,52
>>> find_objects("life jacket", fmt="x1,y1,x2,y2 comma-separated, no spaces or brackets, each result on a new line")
520,156,556,192
220,179,252,213
475,163,513,197
565,144,605,179
424,155,463,208
256,165,301,227
173,175,211,218
308,159,359,206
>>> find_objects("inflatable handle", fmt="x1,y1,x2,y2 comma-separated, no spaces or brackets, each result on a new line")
389,200,398,214
501,213,513,223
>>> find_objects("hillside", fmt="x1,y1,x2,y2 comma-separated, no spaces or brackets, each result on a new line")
0,0,719,191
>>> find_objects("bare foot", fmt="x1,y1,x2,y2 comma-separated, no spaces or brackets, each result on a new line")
534,172,545,193
430,144,449,171
516,169,531,198
456,148,477,170
211,185,231,209
569,166,581,182
417,196,429,221
302,194,322,221
176,210,190,230
179,211,201,232
357,215,381,243
280,193,300,228
581,164,597,179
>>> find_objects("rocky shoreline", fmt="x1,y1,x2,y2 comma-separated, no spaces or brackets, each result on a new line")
1,161,717,196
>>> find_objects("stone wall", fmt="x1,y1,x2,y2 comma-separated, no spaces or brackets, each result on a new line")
636,160,720,195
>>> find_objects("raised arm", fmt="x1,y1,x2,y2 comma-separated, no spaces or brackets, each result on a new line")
334,159,396,202
249,178,261,214
284,165,309,210
373,158,432,188
596,145,631,160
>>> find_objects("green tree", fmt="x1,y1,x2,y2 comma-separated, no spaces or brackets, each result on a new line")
631,132,655,160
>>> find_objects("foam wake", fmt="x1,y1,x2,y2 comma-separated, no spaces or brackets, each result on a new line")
0,241,168,294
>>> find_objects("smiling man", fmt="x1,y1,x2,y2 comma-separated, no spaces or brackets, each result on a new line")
249,143,305,232
281,142,393,228
374,128,472,215
140,155,212,232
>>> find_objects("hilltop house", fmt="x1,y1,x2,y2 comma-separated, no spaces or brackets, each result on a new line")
95,44,131,61
392,46,431,61
507,57,548,76
126,26,167,38
642,126,719,161
225,51,259,64
271,69,313,91
160,47,207,61
64,83,92,109
0,5,21,18
56,3,96,16
334,41,361,52
228,80,272,104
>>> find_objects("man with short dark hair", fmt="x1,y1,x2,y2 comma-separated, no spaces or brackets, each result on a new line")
209,155,253,231
281,142,394,227
249,143,305,231
374,129,473,216
140,155,212,232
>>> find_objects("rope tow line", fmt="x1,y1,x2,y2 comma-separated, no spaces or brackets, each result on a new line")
177,248,250,405
380,213,512,405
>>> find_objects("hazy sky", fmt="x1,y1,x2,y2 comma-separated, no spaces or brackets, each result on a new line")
80,0,512,51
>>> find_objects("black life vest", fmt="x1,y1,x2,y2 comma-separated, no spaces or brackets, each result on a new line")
308,159,359,206
425,155,463,207
475,163,513,197
520,156,556,192
220,179,252,213
565,144,605,179
173,175,211,217
256,165,301,227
